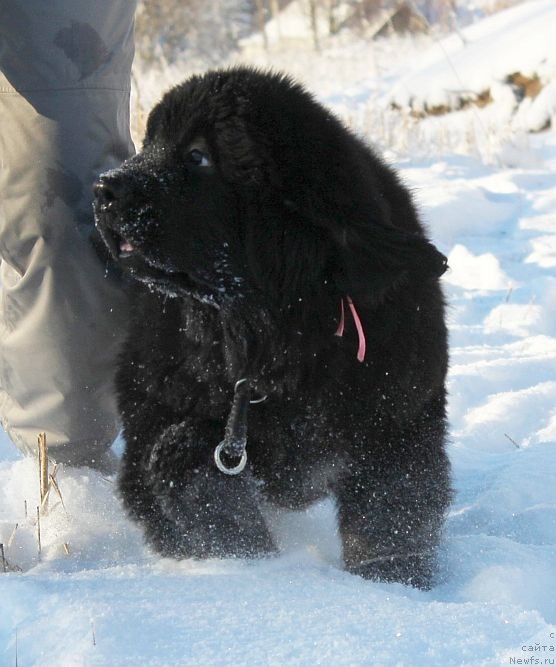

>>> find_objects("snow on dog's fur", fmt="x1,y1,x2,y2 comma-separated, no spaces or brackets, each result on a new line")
94,67,451,588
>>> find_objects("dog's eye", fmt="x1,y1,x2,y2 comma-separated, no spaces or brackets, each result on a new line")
187,148,211,168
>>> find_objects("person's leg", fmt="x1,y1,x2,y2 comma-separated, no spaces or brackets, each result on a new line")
0,0,136,467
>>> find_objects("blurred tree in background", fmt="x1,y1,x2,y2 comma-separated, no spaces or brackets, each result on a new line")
135,0,257,65
134,0,491,65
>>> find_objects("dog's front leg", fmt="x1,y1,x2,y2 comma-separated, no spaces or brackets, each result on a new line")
335,437,451,590
131,419,276,560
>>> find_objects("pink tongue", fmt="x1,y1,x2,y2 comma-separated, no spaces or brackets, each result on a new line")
120,241,135,253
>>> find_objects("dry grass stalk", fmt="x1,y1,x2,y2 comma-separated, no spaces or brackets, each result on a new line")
48,466,67,514
31,439,72,561
0,525,23,573
36,506,41,560
1,548,23,575
38,432,49,511
39,486,51,514
7,523,18,549
37,464,68,518
40,468,52,514
504,433,520,449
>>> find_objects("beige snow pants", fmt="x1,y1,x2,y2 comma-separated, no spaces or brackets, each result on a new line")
0,0,136,465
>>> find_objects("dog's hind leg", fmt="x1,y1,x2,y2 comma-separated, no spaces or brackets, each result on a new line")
126,419,277,560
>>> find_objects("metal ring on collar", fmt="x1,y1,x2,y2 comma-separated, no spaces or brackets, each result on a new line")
214,441,248,476
234,377,266,404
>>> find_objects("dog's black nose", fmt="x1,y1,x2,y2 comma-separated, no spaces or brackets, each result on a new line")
94,174,130,206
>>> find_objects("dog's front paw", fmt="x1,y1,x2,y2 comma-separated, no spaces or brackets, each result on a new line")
137,422,277,559
154,466,277,559
344,550,437,590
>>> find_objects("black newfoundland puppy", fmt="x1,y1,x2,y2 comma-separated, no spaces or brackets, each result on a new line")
94,67,451,589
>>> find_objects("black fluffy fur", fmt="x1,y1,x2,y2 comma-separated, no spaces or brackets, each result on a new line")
94,67,452,589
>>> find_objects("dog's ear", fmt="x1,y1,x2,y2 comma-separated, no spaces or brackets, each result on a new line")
333,224,448,299
244,197,337,308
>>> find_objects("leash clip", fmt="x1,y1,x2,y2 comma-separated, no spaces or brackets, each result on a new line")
213,378,251,476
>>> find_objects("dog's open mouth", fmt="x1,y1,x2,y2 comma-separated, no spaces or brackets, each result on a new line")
119,239,136,257
99,224,138,261
98,225,220,304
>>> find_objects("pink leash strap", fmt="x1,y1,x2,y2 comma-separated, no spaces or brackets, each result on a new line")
335,296,366,362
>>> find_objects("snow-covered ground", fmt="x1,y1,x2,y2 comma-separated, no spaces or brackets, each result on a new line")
1,2,555,665
388,0,556,118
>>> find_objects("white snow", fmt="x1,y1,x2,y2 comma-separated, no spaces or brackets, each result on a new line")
388,0,556,114
444,244,515,291
2,2,556,665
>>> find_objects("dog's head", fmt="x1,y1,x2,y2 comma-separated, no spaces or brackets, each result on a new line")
94,67,446,311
